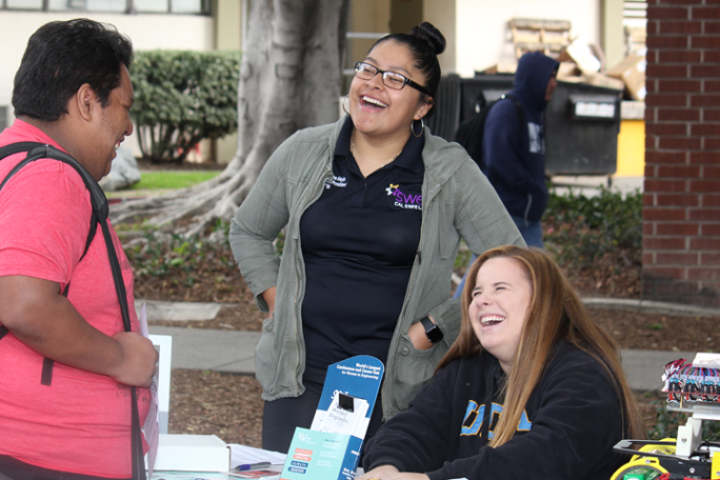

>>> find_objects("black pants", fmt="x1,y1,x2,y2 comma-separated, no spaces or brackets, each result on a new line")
0,456,129,480
262,377,384,454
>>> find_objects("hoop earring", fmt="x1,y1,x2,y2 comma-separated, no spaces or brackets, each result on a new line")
342,96,350,116
411,118,424,138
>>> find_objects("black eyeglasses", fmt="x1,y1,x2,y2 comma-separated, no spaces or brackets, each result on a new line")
354,61,432,97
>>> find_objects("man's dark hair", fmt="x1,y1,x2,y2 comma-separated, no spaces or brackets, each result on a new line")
12,18,133,122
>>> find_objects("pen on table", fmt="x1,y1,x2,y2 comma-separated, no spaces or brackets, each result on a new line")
233,461,272,471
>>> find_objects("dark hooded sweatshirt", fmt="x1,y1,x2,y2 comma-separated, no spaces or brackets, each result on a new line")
484,52,559,222
362,342,627,480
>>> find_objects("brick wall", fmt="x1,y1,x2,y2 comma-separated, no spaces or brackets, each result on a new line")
643,0,720,307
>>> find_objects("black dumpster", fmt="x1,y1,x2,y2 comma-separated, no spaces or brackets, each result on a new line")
426,74,623,176
545,81,622,176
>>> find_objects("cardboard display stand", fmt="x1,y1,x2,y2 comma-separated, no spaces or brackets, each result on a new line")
279,355,384,480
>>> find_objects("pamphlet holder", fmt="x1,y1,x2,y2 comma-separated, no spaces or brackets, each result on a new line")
279,355,384,480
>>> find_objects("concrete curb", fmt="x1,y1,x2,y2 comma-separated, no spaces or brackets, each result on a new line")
136,299,229,321
582,297,720,317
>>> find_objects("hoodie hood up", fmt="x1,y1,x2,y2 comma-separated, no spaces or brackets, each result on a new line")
512,51,560,114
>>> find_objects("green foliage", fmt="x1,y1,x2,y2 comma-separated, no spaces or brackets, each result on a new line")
454,244,472,270
130,171,222,190
648,400,720,442
130,50,241,164
543,187,643,269
274,232,285,257
125,221,235,288
647,400,685,440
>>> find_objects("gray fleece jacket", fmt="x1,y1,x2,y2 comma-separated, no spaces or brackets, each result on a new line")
229,118,524,419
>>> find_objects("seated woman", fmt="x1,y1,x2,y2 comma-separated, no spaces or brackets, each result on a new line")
360,245,643,480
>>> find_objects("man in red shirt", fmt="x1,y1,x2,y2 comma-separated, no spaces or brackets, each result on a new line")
0,19,157,479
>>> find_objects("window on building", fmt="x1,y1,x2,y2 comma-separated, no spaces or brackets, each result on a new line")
49,0,126,12
6,0,43,9
623,0,647,56
171,0,202,13
4,0,208,13
135,0,167,12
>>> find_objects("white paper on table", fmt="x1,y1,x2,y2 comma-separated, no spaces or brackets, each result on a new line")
311,391,369,436
229,444,287,466
138,303,160,477
693,352,720,368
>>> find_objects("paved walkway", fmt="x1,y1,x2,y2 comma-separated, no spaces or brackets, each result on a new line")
142,297,720,392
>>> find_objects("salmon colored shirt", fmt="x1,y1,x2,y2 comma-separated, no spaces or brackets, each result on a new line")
0,120,150,478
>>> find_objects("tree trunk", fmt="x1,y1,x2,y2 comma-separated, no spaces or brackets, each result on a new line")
112,0,349,237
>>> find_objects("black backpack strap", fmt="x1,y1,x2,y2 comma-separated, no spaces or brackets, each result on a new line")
99,217,146,479
502,93,527,128
0,143,99,264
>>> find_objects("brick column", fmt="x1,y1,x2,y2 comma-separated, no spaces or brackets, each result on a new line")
643,0,720,308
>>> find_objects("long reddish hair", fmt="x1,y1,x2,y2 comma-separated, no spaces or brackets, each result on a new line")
437,245,643,447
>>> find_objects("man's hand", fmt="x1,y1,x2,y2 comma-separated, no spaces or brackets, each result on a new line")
109,332,158,387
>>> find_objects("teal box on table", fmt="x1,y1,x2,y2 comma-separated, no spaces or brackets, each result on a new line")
279,355,383,480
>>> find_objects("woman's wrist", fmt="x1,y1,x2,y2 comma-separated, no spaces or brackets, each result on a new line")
261,286,277,317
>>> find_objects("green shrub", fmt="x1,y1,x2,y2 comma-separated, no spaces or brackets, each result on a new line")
125,220,235,287
648,400,720,442
543,187,643,269
130,50,241,164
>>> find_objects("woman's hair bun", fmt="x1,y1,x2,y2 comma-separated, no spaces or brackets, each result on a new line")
410,22,446,55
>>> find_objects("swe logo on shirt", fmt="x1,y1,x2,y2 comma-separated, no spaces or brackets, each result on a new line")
386,184,422,211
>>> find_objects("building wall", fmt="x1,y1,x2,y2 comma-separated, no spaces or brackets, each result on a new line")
0,11,214,157
424,0,457,75
349,0,390,66
213,0,243,163
601,0,626,70
0,11,213,109
454,0,601,77
643,0,720,307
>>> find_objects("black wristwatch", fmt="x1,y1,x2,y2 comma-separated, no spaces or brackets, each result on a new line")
420,316,444,343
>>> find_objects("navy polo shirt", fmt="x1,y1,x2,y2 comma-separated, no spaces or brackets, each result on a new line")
299,118,425,381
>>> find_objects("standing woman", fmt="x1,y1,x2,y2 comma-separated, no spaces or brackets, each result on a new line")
229,22,523,453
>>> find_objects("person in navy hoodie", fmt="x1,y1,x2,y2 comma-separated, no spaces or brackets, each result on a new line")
452,52,559,301
484,51,559,248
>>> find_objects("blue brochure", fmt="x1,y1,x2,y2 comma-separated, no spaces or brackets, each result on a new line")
279,356,384,480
